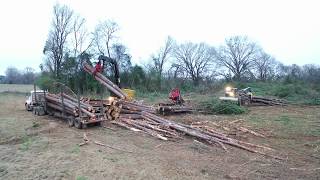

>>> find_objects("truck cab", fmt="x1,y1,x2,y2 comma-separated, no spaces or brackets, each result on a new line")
25,90,46,111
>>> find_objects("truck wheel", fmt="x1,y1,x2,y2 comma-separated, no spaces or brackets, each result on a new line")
82,123,87,129
68,118,74,127
96,121,102,126
74,119,82,129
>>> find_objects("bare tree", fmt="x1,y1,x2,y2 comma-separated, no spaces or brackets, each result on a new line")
93,20,119,57
216,36,258,81
173,42,216,85
69,14,94,78
302,64,320,83
152,36,174,77
22,67,36,84
4,67,22,84
43,3,74,78
71,15,91,58
253,51,278,81
151,36,174,89
168,63,184,79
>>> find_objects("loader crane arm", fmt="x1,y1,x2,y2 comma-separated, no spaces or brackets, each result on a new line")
98,55,121,88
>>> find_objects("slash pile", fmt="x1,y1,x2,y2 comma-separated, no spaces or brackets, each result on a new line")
83,62,277,157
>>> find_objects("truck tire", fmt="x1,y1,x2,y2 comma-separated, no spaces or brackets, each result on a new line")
68,118,74,127
74,118,82,129
96,121,102,126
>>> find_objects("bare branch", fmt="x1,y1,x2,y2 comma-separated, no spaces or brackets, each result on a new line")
43,3,74,78
216,36,258,81
173,42,216,85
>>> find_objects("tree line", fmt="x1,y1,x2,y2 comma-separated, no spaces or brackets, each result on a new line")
2,3,320,94
1,67,36,84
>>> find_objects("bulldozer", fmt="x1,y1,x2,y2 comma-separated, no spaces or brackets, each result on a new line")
219,86,253,105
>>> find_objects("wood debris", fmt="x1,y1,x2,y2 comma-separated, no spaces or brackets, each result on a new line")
82,62,279,159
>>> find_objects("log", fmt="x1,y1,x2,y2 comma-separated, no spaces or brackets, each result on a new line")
111,121,142,132
236,127,266,138
120,118,168,141
83,63,127,99
120,109,140,114
120,100,152,109
141,111,261,153
45,95,77,110
94,75,125,99
120,102,155,112
119,113,143,120
133,120,179,138
158,105,193,114
46,102,76,116
45,94,96,119
61,93,93,111
83,63,126,97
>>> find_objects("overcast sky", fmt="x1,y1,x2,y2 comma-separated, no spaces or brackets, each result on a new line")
0,0,319,75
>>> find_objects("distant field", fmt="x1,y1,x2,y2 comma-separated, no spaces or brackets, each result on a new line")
0,84,37,93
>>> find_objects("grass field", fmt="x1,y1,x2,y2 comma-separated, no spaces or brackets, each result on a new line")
0,84,319,179
0,84,37,94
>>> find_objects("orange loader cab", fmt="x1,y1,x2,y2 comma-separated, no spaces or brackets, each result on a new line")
169,88,184,105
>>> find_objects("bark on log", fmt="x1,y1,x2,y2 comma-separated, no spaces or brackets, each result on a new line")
120,118,168,140
45,94,96,118
46,102,76,115
83,63,127,99
119,113,143,120
120,109,140,114
61,93,93,111
83,63,126,97
141,111,261,153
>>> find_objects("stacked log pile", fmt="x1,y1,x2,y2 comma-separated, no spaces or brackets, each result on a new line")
237,92,287,106
158,103,193,115
251,96,287,106
82,97,122,120
82,62,277,157
45,93,96,120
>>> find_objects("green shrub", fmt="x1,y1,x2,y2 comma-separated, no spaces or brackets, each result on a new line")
213,101,246,114
36,74,55,90
199,98,246,115
305,98,320,105
273,85,293,98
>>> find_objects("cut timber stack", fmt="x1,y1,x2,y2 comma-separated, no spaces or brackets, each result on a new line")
82,98,122,120
106,100,122,120
251,96,287,106
83,62,156,121
238,93,287,106
158,103,193,115
45,93,96,120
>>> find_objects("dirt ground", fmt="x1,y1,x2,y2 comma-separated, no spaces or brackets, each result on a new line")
0,93,319,180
